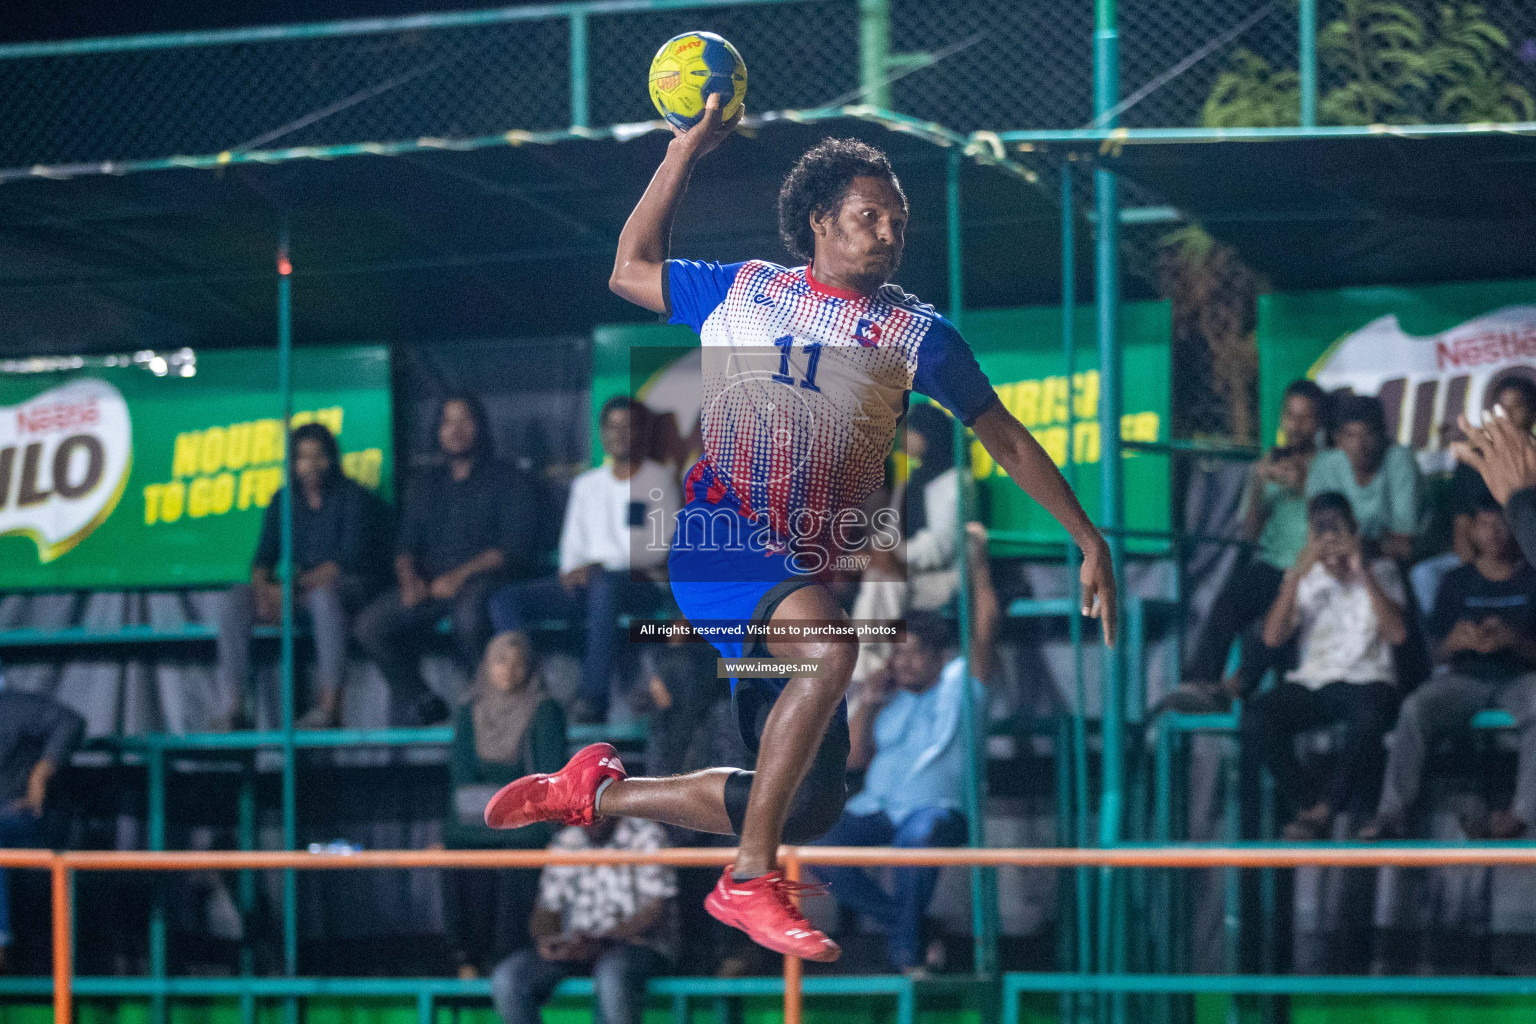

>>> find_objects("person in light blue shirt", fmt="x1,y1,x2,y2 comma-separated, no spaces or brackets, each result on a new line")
1305,393,1422,563
815,524,997,974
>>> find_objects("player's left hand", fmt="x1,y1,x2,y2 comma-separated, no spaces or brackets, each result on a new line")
1079,535,1117,647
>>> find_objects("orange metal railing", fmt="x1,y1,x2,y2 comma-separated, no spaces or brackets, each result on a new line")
13,844,1536,1024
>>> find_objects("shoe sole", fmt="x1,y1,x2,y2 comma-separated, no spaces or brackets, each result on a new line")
703,893,841,962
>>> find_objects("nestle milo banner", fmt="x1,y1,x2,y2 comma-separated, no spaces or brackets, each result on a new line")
1258,279,1536,467
594,300,1171,552
0,346,392,590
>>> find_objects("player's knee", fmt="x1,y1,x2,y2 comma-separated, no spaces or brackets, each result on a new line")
787,639,854,686
782,782,848,844
782,726,850,843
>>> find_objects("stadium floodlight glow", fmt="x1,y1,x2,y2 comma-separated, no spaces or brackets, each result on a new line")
1,347,197,376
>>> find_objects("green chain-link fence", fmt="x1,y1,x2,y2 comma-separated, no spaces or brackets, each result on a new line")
3,0,1533,168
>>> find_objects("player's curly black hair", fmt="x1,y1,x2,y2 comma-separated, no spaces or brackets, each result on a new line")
777,137,907,262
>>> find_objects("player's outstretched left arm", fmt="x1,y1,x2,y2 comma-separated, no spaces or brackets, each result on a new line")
971,403,1118,646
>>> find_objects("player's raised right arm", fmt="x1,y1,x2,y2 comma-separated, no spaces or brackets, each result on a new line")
609,93,741,314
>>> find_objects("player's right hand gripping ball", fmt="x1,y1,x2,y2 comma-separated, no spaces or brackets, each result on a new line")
648,31,747,130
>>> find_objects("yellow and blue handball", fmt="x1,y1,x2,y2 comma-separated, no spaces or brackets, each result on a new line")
648,31,747,130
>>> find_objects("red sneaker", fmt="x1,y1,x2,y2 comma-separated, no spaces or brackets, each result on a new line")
704,867,841,962
483,743,626,830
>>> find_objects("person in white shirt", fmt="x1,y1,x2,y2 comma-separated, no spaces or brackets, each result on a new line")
489,398,681,722
490,817,677,1024
1241,491,1408,841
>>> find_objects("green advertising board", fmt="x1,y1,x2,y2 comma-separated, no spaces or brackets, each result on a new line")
593,300,1171,554
0,346,392,590
1258,278,1536,447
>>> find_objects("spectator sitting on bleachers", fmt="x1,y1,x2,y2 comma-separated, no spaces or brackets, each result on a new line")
215,423,392,730
1410,377,1536,616
356,393,541,727
847,402,964,695
1360,494,1536,840
813,522,996,975
491,817,677,1024
1170,379,1329,712
1243,492,1408,841
1306,393,1421,563
442,631,567,977
488,397,680,723
0,687,84,974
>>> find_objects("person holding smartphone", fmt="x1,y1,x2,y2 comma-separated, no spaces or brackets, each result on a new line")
1241,492,1408,841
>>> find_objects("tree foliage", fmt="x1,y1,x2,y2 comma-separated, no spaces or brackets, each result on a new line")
1202,0,1534,127
1203,49,1302,126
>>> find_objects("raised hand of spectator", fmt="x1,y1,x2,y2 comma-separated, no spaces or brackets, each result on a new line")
540,935,597,962
429,570,464,601
1455,408,1536,506
1477,617,1519,654
559,564,594,592
1336,531,1365,579
1294,534,1323,576
1255,451,1304,492
254,580,283,623
11,759,54,817
1442,619,1484,656
299,561,341,594
867,544,901,579
866,663,897,704
398,567,429,608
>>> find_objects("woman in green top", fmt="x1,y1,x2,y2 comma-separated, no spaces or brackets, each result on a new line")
1174,380,1328,711
443,632,566,977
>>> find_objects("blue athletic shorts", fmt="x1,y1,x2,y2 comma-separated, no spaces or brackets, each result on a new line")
667,497,817,692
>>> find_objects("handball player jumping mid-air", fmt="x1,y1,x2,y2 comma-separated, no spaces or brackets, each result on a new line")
485,94,1117,961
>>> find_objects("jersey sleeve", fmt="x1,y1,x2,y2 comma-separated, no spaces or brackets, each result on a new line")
664,259,744,332
912,317,1000,426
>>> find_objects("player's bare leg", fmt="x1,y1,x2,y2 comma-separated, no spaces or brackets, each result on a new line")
591,585,854,862
595,769,736,834
729,584,855,875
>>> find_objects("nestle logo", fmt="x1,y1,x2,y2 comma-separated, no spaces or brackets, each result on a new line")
17,398,99,435
1435,326,1536,370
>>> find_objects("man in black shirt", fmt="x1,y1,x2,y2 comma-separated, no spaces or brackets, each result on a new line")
1362,495,1536,840
356,393,539,726
216,423,392,729
0,687,84,972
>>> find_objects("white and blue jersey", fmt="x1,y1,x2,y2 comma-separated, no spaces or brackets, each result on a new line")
663,258,998,680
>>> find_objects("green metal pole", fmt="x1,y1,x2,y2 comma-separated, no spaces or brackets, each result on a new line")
1062,161,1092,1024
147,744,166,1024
1093,0,1126,1016
947,146,997,978
858,0,891,108
277,218,299,1024
569,10,589,129
238,758,257,1024
1298,0,1317,128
